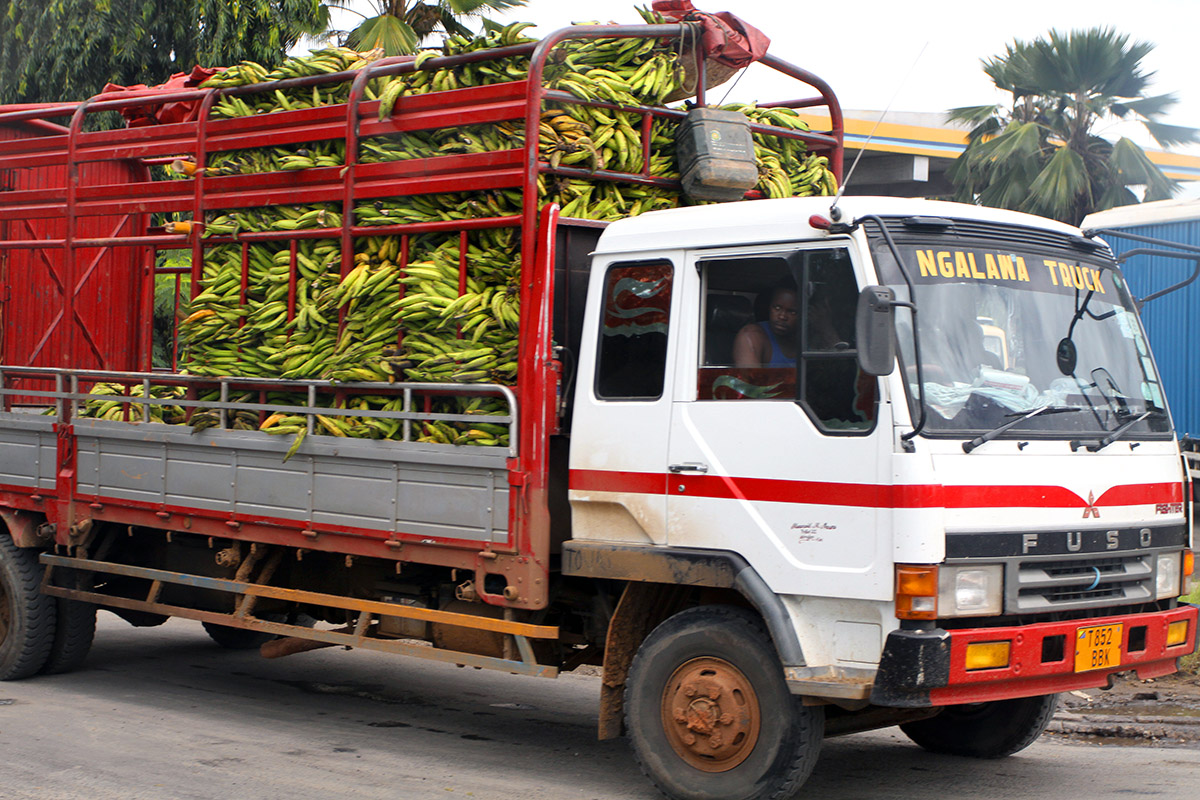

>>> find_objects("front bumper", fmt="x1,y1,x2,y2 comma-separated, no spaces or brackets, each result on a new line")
870,604,1198,707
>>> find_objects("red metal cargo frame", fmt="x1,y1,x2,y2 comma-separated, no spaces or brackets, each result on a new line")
0,23,843,609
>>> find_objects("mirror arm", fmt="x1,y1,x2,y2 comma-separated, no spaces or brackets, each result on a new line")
858,215,927,444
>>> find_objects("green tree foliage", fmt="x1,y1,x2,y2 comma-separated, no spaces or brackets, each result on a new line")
948,28,1197,225
324,0,528,56
0,0,330,104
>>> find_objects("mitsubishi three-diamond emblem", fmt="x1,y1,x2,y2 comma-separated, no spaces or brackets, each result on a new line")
1082,491,1101,519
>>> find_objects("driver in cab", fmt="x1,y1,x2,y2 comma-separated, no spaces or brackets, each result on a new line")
733,283,797,367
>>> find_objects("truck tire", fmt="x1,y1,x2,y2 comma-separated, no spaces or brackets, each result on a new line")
625,605,823,800
202,612,313,650
899,694,1059,758
0,533,56,680
202,622,277,650
39,599,97,675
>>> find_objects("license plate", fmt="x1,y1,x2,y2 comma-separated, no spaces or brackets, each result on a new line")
1074,623,1123,672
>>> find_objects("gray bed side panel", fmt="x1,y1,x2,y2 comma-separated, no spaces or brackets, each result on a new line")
69,421,509,543
0,415,57,491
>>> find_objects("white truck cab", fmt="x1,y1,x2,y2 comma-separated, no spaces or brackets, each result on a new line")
566,196,1194,725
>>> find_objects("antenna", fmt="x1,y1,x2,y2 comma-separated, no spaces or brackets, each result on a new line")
829,42,929,221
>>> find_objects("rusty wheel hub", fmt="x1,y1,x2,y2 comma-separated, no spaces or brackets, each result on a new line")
661,656,761,772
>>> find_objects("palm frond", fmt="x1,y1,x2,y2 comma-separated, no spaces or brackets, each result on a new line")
347,14,419,55
1023,145,1090,220
444,0,529,12
972,121,1045,169
946,104,1002,128
1142,119,1200,148
1122,92,1178,120
1109,137,1179,201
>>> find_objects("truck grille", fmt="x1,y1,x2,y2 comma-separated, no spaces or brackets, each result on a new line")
1013,552,1153,614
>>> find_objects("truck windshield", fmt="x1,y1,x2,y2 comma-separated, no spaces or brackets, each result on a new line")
871,232,1170,440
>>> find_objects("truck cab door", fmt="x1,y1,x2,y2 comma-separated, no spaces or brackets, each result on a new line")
666,245,892,601
568,256,678,545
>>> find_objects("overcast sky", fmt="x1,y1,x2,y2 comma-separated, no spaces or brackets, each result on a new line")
328,0,1199,154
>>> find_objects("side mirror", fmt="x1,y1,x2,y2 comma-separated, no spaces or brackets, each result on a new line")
855,286,896,376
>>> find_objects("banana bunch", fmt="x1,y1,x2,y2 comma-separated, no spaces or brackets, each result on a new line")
181,238,342,378
416,396,512,447
546,52,678,107
359,122,523,164
204,203,343,236
199,60,272,89
201,47,384,92
538,109,600,170
543,177,677,221
80,383,187,425
365,21,539,113
718,103,837,198
354,189,520,227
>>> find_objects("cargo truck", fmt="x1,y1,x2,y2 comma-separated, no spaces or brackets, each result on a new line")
0,15,1195,800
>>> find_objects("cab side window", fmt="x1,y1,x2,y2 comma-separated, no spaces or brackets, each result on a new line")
799,250,875,431
698,256,795,400
697,249,876,432
595,261,673,400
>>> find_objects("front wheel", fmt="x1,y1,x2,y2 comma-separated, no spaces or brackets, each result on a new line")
899,694,1059,758
625,605,823,800
0,534,56,680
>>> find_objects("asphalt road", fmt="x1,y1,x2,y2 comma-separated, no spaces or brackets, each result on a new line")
0,614,1197,800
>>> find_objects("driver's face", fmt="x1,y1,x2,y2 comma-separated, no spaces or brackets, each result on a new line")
768,289,798,337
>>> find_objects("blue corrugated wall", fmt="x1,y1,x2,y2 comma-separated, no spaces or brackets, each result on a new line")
1100,220,1200,437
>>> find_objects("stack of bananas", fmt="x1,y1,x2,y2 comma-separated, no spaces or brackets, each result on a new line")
107,11,839,449
194,16,836,205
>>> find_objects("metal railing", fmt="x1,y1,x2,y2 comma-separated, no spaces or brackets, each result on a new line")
0,365,519,457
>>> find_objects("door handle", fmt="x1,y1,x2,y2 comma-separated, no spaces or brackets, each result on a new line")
668,462,709,474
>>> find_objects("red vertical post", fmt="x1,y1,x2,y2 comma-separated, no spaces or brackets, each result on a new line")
139,248,155,371
343,64,372,287
62,98,91,370
191,90,221,299
640,112,653,177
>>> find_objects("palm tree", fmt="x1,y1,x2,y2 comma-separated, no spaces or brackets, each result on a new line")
947,28,1197,226
322,0,529,56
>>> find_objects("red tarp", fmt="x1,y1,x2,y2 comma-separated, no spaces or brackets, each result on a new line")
650,1,770,68
101,65,221,127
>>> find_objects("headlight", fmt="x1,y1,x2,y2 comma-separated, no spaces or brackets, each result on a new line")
938,565,1004,617
1156,551,1182,599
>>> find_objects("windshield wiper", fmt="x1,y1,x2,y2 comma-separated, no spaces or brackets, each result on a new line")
963,406,1083,454
1070,410,1154,452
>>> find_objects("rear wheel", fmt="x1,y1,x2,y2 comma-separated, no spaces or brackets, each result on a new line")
625,605,823,800
899,694,1059,758
0,534,56,680
39,598,96,675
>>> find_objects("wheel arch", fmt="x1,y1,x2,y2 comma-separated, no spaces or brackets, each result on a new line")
562,541,804,740
0,508,50,549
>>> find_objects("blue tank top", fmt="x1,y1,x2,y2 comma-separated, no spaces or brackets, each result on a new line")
758,322,792,367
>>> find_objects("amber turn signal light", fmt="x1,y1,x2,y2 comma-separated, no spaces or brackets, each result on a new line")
1167,620,1189,647
896,564,938,620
